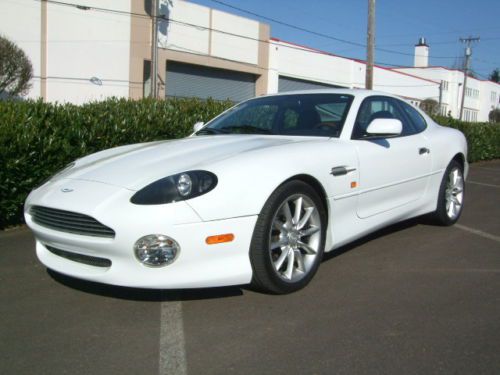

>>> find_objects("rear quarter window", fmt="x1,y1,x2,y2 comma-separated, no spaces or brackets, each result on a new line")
400,101,427,133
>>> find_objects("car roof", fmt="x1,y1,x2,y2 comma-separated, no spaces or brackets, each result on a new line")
258,88,401,100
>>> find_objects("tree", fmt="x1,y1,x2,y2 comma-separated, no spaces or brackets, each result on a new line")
0,35,33,97
489,68,500,83
420,98,439,116
489,108,500,123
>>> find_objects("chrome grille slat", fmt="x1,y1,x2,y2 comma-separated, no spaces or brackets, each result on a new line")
32,210,102,224
32,214,110,230
30,206,115,238
46,245,112,267
34,218,113,235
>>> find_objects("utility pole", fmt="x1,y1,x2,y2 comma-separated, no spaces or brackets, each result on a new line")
365,0,375,90
459,36,479,120
150,0,159,98
438,81,443,115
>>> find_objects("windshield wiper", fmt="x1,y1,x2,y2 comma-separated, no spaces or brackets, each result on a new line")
195,128,227,135
219,125,272,135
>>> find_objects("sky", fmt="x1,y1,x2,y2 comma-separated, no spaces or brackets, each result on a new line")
188,0,500,79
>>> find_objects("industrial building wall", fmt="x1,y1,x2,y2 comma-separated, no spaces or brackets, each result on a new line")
44,0,132,103
154,0,267,101
0,0,132,104
480,81,500,122
1,0,496,116
394,67,500,121
269,39,439,104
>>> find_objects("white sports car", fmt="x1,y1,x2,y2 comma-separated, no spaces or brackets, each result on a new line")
25,90,467,294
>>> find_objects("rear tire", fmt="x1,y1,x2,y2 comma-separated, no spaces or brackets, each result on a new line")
431,160,465,226
249,180,326,294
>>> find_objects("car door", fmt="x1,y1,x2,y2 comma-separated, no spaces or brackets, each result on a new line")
352,96,432,219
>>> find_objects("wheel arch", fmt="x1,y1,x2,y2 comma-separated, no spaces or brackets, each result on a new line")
281,174,330,225
451,152,466,171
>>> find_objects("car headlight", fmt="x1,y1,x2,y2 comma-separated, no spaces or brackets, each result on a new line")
130,170,218,205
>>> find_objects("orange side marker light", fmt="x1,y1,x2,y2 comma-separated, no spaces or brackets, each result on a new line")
206,233,235,245
351,181,358,188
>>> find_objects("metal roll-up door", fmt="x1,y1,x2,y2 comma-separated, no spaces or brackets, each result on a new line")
166,61,256,102
278,76,342,92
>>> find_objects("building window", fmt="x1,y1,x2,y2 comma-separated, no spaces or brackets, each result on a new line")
143,60,151,98
441,80,449,91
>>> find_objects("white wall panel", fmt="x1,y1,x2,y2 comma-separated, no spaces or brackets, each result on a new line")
45,0,132,103
211,10,259,65
158,0,210,55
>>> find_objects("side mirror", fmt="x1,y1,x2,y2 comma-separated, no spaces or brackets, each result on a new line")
366,118,402,137
193,121,205,132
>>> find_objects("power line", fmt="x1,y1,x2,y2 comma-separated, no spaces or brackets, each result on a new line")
379,36,500,48
33,0,417,69
207,0,457,59
33,0,441,87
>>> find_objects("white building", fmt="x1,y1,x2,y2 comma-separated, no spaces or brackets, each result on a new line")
1,0,498,121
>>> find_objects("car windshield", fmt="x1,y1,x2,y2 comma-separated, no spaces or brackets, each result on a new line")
196,93,354,138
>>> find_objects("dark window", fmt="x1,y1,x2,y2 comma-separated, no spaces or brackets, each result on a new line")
352,96,418,139
399,101,427,133
143,60,151,98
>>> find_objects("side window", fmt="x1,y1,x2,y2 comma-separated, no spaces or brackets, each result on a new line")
399,101,427,133
352,96,417,139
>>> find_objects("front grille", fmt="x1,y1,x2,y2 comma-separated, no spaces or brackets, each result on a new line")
46,245,112,267
30,205,115,238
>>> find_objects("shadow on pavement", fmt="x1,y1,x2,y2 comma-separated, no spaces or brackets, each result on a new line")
323,215,433,262
47,269,244,302
47,215,434,300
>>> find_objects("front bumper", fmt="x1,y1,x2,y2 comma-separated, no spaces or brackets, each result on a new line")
25,178,256,289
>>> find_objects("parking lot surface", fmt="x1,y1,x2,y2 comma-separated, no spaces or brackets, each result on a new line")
1,161,499,375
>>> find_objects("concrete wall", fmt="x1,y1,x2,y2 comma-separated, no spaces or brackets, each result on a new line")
158,0,260,66
44,0,132,103
270,40,439,102
395,67,500,121
1,0,497,116
480,80,500,122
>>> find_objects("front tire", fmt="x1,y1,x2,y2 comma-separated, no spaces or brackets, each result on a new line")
249,180,326,294
432,160,465,226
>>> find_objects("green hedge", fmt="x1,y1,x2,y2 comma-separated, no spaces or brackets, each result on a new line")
0,97,232,228
0,98,499,228
432,116,500,162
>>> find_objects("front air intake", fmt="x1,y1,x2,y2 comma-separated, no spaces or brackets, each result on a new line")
30,206,115,238
46,245,112,268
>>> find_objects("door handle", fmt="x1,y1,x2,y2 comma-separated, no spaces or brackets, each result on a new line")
419,147,430,155
331,166,357,176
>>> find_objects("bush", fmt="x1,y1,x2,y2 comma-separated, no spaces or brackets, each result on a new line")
0,97,232,228
489,108,500,123
0,98,498,228
432,116,500,163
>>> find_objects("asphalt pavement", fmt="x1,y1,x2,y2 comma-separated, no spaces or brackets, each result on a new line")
1,160,499,375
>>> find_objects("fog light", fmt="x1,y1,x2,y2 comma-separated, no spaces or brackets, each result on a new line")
134,234,180,267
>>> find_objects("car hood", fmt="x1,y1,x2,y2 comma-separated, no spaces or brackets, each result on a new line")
58,135,324,190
